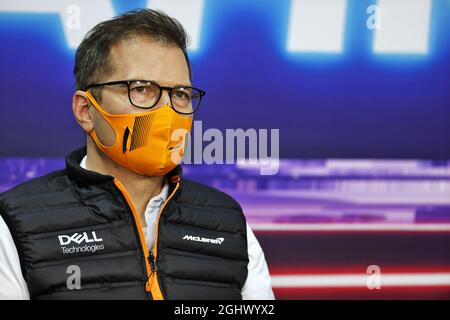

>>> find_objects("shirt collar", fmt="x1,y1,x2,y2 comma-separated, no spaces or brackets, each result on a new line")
79,155,169,205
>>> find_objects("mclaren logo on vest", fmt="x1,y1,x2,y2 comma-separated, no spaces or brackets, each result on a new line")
58,231,105,255
183,235,225,245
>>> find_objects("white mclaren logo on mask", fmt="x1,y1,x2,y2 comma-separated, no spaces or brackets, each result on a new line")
182,235,224,245
58,231,103,245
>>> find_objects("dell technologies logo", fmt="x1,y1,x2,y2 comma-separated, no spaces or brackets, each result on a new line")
58,231,105,255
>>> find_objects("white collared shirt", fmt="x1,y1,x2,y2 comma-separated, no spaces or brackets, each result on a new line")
0,157,274,300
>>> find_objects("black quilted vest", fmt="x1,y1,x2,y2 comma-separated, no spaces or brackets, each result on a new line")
0,147,248,300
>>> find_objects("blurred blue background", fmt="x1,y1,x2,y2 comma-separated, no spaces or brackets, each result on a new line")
0,0,449,158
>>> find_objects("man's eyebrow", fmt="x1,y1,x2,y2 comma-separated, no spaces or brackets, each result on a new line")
129,77,191,87
162,82,192,87
176,83,193,87
137,81,193,88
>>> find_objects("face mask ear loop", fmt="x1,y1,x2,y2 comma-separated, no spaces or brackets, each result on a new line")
86,90,110,117
85,90,119,150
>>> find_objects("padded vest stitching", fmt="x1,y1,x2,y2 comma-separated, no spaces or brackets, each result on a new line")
160,246,249,264
23,220,132,240
29,249,143,269
163,219,247,238
175,201,242,212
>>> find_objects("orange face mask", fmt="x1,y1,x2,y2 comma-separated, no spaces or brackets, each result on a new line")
85,91,192,176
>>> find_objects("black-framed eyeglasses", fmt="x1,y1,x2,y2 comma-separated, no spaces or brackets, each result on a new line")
85,80,206,115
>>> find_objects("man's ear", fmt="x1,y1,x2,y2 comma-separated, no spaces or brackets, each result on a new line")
73,91,94,133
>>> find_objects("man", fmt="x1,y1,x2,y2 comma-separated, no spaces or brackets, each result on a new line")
0,9,274,300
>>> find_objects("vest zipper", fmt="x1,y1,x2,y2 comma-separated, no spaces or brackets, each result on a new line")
148,178,180,300
147,251,157,292
148,251,157,272
113,176,180,300
113,178,154,298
